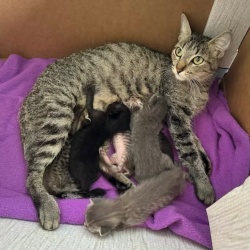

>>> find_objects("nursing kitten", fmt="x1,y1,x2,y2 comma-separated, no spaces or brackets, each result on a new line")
131,95,175,181
84,95,185,235
20,14,231,230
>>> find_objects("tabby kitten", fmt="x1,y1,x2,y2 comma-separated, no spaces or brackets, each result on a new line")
19,14,231,230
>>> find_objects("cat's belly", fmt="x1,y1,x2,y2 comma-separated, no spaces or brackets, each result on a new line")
89,81,152,111
93,91,121,111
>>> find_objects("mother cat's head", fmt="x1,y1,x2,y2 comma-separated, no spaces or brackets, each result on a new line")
171,14,231,82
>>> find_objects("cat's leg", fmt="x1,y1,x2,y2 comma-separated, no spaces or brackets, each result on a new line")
71,106,91,134
20,103,74,230
193,136,212,175
168,110,215,205
44,139,83,196
25,144,66,230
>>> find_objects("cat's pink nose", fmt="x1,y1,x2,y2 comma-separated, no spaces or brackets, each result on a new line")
176,60,186,74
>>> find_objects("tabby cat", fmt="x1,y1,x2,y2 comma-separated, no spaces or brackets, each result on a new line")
19,14,231,230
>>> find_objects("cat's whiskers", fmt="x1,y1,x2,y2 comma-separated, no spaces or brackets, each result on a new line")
187,77,207,97
154,66,168,79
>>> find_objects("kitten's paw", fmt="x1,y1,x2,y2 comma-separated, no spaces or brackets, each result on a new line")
124,96,143,111
148,94,160,106
194,178,215,205
84,117,91,125
110,154,118,165
116,181,135,193
39,198,60,230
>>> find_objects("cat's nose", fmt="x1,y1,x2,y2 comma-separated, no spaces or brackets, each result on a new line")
176,68,183,74
176,60,186,74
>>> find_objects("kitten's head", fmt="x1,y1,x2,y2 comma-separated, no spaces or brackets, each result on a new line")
105,102,131,137
171,14,231,82
130,94,168,130
84,198,125,236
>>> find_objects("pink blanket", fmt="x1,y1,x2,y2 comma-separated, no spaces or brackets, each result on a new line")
0,55,249,249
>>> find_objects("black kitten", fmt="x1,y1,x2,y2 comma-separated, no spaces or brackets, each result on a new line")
68,84,131,197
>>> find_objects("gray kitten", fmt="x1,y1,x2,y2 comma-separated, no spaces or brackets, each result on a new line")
19,14,231,230
131,95,175,181
85,169,185,236
84,95,186,235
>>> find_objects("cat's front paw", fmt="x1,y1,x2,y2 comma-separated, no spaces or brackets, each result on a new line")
194,177,215,205
39,197,60,230
199,150,212,176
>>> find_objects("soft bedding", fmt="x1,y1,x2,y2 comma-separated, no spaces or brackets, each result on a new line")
0,55,249,249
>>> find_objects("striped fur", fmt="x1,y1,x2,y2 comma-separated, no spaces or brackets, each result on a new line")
19,14,231,230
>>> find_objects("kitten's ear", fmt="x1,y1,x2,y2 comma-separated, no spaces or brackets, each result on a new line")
99,226,111,236
208,32,232,59
178,14,192,41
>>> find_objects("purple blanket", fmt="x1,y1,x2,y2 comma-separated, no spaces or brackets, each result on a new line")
0,55,249,249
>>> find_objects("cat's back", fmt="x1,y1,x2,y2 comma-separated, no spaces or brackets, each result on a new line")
20,43,169,139
30,43,168,96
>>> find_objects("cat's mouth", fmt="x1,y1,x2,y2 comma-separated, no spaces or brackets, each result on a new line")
172,67,187,82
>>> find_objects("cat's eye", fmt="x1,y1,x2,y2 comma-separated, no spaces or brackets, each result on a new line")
192,56,204,65
175,47,183,57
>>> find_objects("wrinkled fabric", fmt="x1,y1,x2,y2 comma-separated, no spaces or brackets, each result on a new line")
0,55,249,249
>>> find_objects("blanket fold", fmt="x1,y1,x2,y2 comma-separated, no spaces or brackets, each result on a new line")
0,55,249,249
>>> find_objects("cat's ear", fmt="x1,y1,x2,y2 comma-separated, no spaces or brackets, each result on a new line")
208,32,232,59
99,226,111,236
178,14,192,41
